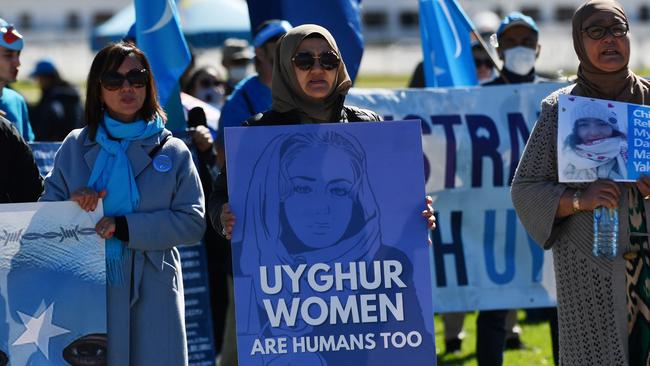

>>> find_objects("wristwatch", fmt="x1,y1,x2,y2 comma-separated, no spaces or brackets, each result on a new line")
572,190,582,213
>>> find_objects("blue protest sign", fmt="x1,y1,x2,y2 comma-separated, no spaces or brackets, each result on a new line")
557,94,648,182
179,242,217,365
0,201,106,365
224,121,436,365
627,103,650,179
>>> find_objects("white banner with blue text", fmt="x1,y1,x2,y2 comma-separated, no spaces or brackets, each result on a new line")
347,83,565,312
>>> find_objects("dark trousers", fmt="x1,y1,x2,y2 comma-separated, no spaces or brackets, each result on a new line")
476,309,508,366
477,308,560,366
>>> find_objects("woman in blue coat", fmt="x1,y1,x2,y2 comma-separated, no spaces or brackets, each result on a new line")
40,41,205,365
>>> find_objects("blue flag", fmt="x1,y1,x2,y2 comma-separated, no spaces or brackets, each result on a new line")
134,0,190,110
246,0,364,82
418,0,478,87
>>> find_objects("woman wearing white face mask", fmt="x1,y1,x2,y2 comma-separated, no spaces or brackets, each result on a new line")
184,66,228,110
485,12,549,86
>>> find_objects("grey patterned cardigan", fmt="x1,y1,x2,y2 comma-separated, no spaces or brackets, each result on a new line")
511,85,638,366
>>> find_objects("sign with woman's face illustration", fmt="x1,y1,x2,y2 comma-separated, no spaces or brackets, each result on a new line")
224,121,436,366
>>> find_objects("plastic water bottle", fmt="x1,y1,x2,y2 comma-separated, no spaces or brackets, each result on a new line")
593,207,618,259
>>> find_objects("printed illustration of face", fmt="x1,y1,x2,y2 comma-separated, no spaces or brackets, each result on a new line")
283,146,355,249
576,118,614,144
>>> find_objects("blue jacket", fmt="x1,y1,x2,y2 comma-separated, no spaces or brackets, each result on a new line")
0,87,34,142
41,127,205,365
216,75,271,142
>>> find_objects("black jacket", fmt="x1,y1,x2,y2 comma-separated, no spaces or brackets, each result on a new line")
208,105,381,236
30,82,82,141
0,116,43,203
484,68,547,86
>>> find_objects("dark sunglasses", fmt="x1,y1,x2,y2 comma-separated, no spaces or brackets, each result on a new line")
582,23,628,40
100,69,148,91
291,51,340,71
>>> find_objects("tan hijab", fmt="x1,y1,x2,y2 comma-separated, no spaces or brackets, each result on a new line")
572,0,650,104
271,24,352,122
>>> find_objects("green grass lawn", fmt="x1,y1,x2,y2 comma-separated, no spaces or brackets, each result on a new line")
355,73,411,89
11,80,41,104
434,311,555,366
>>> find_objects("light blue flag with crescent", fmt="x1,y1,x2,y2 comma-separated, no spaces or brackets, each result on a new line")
418,0,478,87
134,0,190,129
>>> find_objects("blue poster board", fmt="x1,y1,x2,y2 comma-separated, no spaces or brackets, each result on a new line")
0,201,106,365
224,121,436,365
558,94,650,182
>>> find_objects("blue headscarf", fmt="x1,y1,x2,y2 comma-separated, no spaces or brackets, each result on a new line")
87,112,164,285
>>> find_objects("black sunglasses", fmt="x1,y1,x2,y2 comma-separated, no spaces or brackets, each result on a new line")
291,51,340,71
582,23,628,40
100,69,148,91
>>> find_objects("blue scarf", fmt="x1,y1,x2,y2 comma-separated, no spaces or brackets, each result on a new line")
87,113,164,285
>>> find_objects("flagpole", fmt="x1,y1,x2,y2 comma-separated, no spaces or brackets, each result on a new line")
470,29,509,84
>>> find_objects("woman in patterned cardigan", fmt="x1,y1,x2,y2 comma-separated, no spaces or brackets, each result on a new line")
511,1,650,365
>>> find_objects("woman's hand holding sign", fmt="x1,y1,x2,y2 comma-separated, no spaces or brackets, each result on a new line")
581,179,622,210
220,203,236,240
70,188,116,239
71,188,106,212
95,216,116,240
635,174,650,200
422,196,436,230
422,196,437,246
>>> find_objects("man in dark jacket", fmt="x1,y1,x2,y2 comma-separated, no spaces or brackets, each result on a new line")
0,114,42,203
29,59,82,141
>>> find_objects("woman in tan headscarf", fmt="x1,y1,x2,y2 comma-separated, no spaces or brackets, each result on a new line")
207,25,416,365
210,24,383,240
511,1,650,365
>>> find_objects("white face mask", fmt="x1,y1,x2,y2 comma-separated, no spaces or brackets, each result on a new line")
197,88,225,108
503,46,537,76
